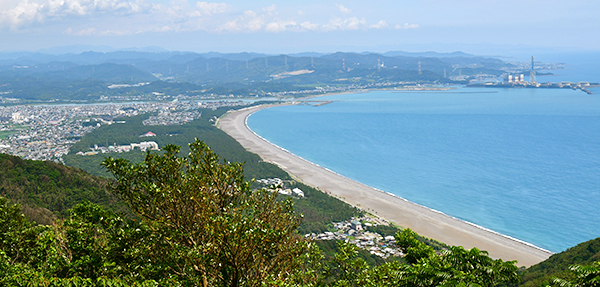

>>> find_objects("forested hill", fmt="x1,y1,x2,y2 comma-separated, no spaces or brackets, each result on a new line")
2,138,600,285
517,237,600,286
0,50,512,102
0,153,122,224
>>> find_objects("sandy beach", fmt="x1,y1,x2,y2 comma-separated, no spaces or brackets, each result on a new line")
217,103,554,267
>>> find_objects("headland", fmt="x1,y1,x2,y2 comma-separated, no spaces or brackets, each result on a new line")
217,103,554,267
468,81,598,94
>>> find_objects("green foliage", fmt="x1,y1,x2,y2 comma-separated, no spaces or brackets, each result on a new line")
391,228,520,287
0,198,189,285
102,140,307,286
63,107,289,181
0,197,41,265
2,273,161,287
365,224,401,237
366,225,447,253
329,242,371,286
549,261,600,287
0,104,538,287
519,238,600,287
0,153,123,223
281,229,520,287
314,240,386,268
395,228,435,265
288,181,362,234
283,232,519,287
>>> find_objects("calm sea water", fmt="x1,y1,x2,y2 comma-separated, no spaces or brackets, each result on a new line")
247,55,600,253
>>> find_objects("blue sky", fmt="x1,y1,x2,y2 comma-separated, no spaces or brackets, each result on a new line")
1,0,599,54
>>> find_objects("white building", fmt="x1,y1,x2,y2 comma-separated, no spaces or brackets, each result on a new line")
11,112,24,123
131,141,159,151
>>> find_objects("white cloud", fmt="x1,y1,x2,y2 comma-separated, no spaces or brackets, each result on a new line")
219,19,240,32
156,25,174,32
265,20,297,33
370,20,388,29
300,21,318,31
264,4,276,12
63,26,135,36
244,10,265,31
1,1,42,28
0,0,232,32
217,9,264,32
63,27,96,36
1,0,150,29
336,3,351,14
247,17,265,31
395,23,419,29
1,1,416,36
324,16,366,31
346,17,365,29
98,28,131,36
218,5,302,33
196,2,230,16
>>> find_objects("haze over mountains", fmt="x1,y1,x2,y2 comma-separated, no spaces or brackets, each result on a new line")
0,47,518,102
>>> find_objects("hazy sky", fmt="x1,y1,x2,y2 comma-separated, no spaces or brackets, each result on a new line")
1,0,599,54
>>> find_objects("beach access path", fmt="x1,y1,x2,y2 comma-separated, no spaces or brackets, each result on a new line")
217,103,553,267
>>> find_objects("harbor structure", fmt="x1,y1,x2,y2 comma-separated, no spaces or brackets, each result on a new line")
530,56,537,84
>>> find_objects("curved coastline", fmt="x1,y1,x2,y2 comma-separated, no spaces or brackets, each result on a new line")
218,103,554,267
245,111,550,253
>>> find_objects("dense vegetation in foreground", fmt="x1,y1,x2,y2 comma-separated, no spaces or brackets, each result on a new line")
0,153,126,225
1,140,522,286
1,141,600,285
2,106,600,285
516,237,600,286
63,105,362,235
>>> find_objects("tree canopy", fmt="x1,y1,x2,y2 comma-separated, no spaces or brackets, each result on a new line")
102,139,307,286
0,140,527,286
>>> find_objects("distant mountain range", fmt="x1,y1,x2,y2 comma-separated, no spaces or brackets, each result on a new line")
0,49,516,102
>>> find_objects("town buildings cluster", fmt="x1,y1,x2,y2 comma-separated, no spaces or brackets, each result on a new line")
257,178,305,197
257,177,402,258
307,216,402,259
76,141,160,156
0,100,249,162
142,109,202,126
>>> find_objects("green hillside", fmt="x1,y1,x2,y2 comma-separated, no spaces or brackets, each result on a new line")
517,237,600,286
63,107,289,181
1,132,599,285
0,153,123,224
0,142,522,286
62,105,363,235
0,50,512,102
56,63,157,83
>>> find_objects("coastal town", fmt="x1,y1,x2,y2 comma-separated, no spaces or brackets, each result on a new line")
0,79,443,164
308,217,401,259
0,97,406,260
0,100,249,162
258,177,404,259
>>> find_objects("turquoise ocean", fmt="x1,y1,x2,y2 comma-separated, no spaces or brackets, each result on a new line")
247,53,600,253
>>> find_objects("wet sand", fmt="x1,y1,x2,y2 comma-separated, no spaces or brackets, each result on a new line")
217,103,553,267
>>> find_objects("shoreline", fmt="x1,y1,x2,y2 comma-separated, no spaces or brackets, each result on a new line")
242,110,552,254
217,102,554,267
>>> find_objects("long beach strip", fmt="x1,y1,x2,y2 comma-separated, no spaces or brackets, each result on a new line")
217,103,553,267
